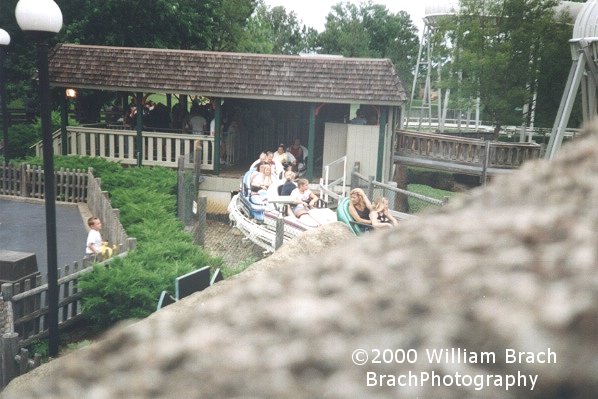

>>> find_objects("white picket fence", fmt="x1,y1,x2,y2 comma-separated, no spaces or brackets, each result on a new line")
33,126,215,170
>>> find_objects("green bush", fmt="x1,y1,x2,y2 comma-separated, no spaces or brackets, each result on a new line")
4,111,63,160
24,155,223,329
5,123,40,160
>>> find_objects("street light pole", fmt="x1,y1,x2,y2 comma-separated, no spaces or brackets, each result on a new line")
37,40,60,356
15,0,63,358
0,29,10,165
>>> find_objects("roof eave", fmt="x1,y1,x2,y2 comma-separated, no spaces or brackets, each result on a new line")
50,82,405,106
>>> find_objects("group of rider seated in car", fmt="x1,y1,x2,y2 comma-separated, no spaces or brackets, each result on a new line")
247,140,323,226
246,141,398,230
248,160,322,225
250,139,306,179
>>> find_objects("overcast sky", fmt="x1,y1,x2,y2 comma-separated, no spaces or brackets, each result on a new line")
262,0,430,34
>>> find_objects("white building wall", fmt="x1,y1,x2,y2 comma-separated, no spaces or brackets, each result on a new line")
323,123,379,178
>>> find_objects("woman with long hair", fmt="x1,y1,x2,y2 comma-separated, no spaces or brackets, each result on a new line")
250,164,274,193
348,188,373,229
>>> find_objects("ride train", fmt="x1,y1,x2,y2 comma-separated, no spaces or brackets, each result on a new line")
228,167,337,251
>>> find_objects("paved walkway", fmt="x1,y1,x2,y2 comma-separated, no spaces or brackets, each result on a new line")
0,197,89,277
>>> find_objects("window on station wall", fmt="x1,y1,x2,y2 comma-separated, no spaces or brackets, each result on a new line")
347,104,379,125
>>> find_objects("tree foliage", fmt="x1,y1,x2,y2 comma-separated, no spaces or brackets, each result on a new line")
58,0,256,51
0,0,41,106
0,0,257,113
237,1,318,54
317,1,419,88
533,7,581,127
438,0,561,133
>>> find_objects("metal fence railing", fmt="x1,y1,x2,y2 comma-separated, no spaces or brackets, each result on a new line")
350,167,448,216
175,157,266,271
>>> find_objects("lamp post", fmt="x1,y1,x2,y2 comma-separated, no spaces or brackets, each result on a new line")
15,0,63,357
61,88,77,155
0,29,10,165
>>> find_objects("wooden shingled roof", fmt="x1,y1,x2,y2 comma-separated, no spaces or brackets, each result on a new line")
48,44,407,106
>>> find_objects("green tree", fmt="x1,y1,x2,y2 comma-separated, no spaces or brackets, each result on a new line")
0,0,42,108
209,0,259,51
318,1,419,87
57,0,258,121
237,1,317,55
319,2,370,57
0,0,257,119
58,0,256,51
237,2,274,54
533,7,581,128
440,0,560,135
262,5,303,54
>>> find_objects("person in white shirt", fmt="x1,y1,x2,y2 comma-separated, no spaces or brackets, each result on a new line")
272,143,296,172
289,178,320,226
86,217,103,256
186,102,207,134
188,114,206,134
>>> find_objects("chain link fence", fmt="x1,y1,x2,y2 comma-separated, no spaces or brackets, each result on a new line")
176,160,265,275
177,158,449,274
350,169,447,214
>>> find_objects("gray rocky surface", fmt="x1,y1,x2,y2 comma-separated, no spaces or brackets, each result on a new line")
3,125,597,399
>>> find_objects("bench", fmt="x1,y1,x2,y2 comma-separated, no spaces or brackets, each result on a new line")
156,266,223,310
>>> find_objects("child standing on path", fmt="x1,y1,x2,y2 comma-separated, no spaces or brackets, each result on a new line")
85,217,103,256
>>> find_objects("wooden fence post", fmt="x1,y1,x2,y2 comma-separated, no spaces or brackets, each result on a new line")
177,157,185,221
1,283,13,301
19,163,27,197
195,195,207,246
350,162,360,189
275,213,284,250
126,238,137,251
481,140,491,186
17,348,29,375
367,175,375,200
194,142,202,177
1,332,19,388
392,163,409,213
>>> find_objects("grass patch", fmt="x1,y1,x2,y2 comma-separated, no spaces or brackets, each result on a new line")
407,184,458,213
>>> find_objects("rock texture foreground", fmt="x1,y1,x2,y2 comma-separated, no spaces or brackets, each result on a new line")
3,127,598,398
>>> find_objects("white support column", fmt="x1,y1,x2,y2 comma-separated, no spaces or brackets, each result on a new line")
546,52,585,160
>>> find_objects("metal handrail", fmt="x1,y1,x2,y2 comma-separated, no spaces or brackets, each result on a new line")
352,170,447,208
321,155,347,203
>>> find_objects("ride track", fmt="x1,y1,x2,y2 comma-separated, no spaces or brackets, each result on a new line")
228,171,338,253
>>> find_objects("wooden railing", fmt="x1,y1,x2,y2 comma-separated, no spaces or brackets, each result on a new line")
34,126,215,170
0,252,130,387
1,163,88,201
0,108,35,126
0,165,136,387
2,258,95,347
394,130,541,174
86,169,131,248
